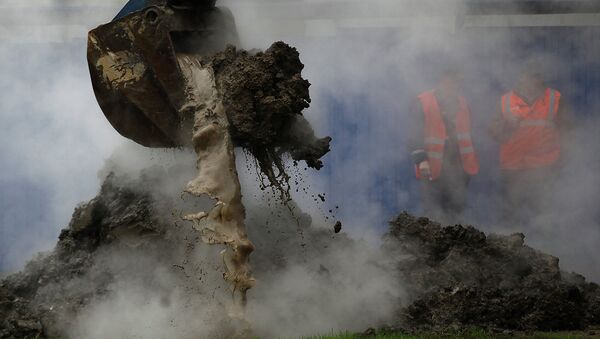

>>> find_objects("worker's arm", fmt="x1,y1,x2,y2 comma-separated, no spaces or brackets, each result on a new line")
408,100,426,163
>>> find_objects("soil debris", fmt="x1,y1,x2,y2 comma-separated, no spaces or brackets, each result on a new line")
334,221,343,234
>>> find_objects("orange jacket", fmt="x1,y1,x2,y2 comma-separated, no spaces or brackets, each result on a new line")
415,91,479,180
500,88,561,170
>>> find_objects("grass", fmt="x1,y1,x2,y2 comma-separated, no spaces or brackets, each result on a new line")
30,329,600,339
300,329,599,339
301,335,591,339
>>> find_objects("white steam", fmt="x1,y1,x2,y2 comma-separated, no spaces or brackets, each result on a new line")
223,0,600,281
0,1,599,338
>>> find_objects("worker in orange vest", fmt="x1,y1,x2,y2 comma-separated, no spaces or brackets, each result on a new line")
408,69,479,222
490,67,572,225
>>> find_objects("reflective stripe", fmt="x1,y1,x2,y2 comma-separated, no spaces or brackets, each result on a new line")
424,137,445,145
428,152,443,160
520,120,556,128
457,132,471,141
460,146,475,155
548,89,556,121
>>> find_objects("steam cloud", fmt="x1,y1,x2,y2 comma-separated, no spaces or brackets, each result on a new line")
223,0,600,280
0,0,599,337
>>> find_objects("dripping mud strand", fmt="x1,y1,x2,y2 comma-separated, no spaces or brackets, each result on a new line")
177,54,255,321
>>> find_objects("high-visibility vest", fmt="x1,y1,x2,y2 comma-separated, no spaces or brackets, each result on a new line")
500,88,561,170
416,90,480,180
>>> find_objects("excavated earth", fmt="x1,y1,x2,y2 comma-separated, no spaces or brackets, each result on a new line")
206,42,331,199
210,42,331,171
0,165,344,338
383,213,600,333
1,173,600,337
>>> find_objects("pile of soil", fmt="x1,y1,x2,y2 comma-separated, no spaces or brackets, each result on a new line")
0,172,177,338
385,213,600,332
0,167,344,339
2,172,600,337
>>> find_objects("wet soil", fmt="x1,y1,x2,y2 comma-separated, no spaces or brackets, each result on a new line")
208,42,331,200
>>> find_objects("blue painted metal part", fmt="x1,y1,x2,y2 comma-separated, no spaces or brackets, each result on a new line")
113,0,148,21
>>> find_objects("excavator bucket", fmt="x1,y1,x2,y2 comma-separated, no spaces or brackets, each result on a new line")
87,0,239,147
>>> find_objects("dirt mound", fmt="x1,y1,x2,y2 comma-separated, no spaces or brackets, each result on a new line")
0,172,178,338
3,175,600,337
385,213,600,332
0,166,349,339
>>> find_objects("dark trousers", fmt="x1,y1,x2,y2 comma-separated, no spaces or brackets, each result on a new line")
500,167,558,229
421,170,471,224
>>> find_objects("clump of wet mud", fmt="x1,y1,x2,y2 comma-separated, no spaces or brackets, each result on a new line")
384,213,600,332
208,42,331,199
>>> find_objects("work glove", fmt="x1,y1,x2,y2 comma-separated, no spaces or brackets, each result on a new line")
418,161,432,181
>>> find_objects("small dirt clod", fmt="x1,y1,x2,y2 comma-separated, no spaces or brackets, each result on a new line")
334,221,342,234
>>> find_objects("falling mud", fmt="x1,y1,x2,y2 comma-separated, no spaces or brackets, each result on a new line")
172,42,331,321
87,8,332,330
176,54,255,320
88,10,331,323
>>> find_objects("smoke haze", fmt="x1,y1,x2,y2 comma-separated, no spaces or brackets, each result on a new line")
0,0,126,272
222,0,600,280
0,0,599,337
